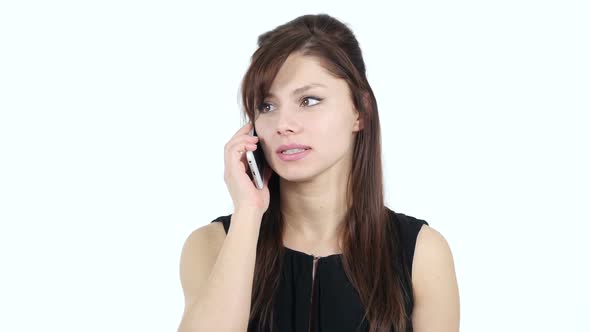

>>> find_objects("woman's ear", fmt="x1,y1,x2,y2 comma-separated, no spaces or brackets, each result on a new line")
353,111,364,131
353,91,370,131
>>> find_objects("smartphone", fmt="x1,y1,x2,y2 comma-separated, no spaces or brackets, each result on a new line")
245,125,267,189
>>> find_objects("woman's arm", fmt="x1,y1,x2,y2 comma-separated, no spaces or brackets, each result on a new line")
178,209,264,332
411,225,461,332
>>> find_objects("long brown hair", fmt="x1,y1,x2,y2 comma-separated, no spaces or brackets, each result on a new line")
239,14,410,332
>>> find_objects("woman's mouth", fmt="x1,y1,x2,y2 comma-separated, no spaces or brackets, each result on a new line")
276,148,311,161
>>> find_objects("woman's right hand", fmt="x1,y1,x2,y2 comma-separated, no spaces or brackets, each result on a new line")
223,122,273,215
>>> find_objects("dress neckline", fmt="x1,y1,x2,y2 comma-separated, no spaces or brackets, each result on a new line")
283,245,343,259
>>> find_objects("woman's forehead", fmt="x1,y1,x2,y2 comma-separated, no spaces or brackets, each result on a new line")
274,60,328,82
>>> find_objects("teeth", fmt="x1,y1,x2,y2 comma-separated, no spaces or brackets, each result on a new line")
282,148,306,154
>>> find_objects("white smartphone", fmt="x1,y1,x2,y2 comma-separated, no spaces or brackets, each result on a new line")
245,126,267,190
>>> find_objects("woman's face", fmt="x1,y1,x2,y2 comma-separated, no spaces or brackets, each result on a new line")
254,52,362,182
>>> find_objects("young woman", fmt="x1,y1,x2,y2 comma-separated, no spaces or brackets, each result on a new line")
179,14,460,332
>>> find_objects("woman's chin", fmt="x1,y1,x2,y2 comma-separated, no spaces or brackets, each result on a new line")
276,169,318,184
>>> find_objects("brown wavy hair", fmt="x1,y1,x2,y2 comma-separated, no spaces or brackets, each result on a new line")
239,14,410,332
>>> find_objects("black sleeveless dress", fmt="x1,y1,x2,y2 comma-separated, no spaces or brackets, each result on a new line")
210,207,429,332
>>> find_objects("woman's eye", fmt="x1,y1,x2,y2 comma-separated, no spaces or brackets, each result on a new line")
301,96,322,107
258,96,322,114
258,103,275,113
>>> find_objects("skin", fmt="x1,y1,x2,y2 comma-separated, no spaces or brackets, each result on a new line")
253,51,361,256
253,51,460,330
412,225,461,331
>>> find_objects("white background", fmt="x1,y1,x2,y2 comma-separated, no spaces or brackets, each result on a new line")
1,1,588,331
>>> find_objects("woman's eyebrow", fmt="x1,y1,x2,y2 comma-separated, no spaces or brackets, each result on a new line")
267,83,327,98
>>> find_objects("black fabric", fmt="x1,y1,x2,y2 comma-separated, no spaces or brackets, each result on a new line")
210,207,429,332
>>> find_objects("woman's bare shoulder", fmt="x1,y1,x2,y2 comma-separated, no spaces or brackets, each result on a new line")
411,225,460,331
185,221,227,254
179,221,228,306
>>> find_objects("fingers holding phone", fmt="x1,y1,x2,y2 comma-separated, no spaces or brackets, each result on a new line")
223,122,272,214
